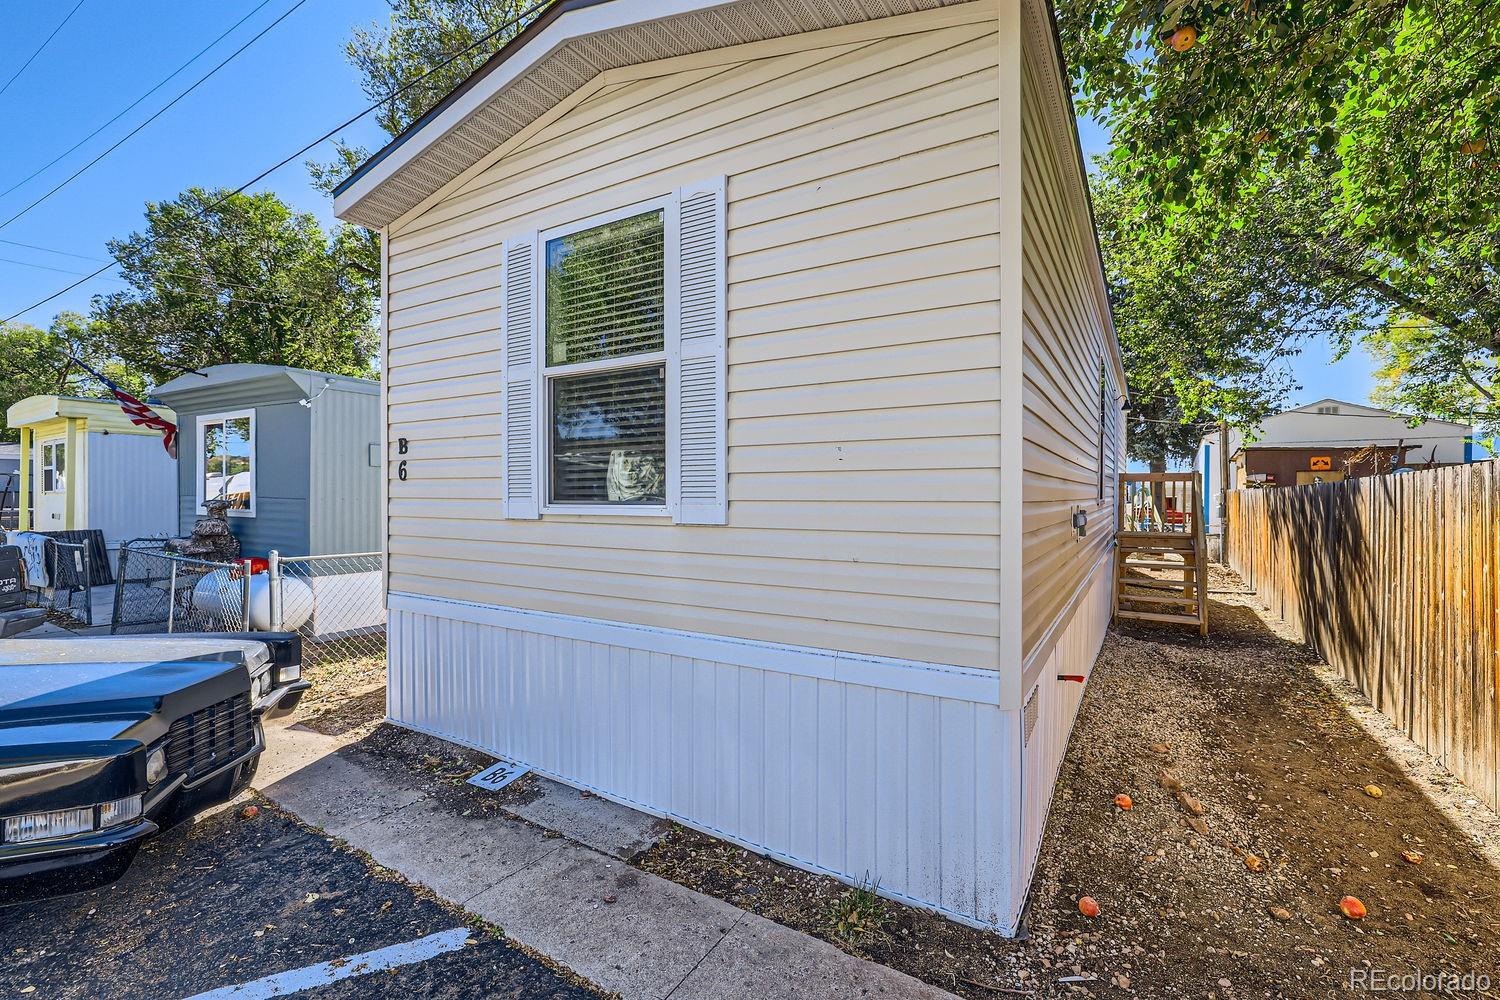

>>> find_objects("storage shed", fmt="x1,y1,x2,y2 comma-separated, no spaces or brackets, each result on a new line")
151,365,381,557
5,395,177,563
335,0,1125,933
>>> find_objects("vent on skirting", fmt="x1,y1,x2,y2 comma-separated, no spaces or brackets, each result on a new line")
1022,685,1040,747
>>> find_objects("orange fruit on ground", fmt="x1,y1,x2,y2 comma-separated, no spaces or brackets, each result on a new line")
1401,849,1424,865
1078,896,1101,918
1114,793,1134,810
240,804,261,820
1339,896,1367,919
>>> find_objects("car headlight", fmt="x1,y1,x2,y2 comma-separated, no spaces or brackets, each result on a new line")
146,747,167,786
3,806,93,844
99,795,143,829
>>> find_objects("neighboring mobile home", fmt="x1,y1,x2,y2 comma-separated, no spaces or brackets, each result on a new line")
335,0,1124,932
1196,398,1478,534
6,395,177,565
152,365,381,558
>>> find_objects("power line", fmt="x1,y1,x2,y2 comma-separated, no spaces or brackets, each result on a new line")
3,0,552,324
0,0,278,202
0,0,314,232
0,237,107,262
0,0,88,100
0,254,112,277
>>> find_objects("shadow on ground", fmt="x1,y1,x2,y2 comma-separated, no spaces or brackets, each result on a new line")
1020,567,1500,995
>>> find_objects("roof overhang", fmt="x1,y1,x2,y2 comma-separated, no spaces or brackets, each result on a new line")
333,0,985,229
6,395,176,432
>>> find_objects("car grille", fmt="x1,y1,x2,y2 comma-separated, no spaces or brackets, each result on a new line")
166,694,256,782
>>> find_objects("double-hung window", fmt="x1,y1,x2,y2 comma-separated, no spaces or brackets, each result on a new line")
197,409,256,515
40,441,65,494
500,179,727,525
543,207,669,512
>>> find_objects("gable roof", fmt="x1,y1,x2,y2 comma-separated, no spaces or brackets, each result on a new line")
335,0,986,229
1277,398,1472,429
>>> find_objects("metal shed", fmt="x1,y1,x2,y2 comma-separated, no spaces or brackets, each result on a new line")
152,365,380,557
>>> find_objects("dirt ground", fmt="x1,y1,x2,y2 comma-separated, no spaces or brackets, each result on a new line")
638,564,1500,998
292,651,388,736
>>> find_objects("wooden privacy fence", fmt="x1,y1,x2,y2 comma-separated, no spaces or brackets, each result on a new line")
1225,463,1499,812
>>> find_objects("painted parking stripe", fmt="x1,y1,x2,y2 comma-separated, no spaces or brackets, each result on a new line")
183,927,471,999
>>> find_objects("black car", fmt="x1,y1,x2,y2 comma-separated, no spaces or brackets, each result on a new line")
0,634,310,901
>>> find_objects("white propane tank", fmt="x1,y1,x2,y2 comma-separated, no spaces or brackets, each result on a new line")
191,570,313,631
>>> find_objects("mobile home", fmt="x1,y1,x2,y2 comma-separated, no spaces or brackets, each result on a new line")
335,0,1124,932
6,395,177,564
152,364,381,558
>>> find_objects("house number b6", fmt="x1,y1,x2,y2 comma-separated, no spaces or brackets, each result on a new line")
398,460,408,481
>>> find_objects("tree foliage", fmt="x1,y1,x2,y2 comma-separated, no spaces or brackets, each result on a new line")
0,313,144,443
85,188,379,387
1060,0,1500,438
347,0,545,136
1093,160,1373,465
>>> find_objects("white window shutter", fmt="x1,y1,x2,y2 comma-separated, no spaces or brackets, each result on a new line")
502,233,540,519
671,177,727,525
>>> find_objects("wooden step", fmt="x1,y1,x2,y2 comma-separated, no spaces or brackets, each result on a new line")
1120,559,1198,573
1122,536,1200,551
1115,609,1203,626
1118,591,1199,608
1116,576,1199,593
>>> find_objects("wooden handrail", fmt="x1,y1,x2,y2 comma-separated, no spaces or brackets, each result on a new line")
1119,472,1197,483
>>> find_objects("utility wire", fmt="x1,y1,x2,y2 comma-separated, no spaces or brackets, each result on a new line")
0,0,277,202
3,0,551,324
0,0,88,100
0,0,314,231
0,237,107,262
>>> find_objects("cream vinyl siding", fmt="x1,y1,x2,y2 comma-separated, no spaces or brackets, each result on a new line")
384,12,1004,670
1017,31,1118,672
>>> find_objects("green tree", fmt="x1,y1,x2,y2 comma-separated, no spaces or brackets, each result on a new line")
0,313,144,443
346,0,546,136
1060,0,1500,437
86,188,379,386
1093,161,1373,467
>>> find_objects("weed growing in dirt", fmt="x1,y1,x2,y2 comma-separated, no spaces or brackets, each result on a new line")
826,878,888,947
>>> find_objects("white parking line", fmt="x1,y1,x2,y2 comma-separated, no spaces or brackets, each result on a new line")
183,927,472,999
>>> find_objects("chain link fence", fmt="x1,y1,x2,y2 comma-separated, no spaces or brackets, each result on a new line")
113,539,251,635
111,543,386,666
270,552,385,665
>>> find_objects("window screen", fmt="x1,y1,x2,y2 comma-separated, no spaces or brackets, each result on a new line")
544,209,669,507
545,210,665,367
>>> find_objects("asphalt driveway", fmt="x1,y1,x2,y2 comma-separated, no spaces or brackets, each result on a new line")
0,799,598,1000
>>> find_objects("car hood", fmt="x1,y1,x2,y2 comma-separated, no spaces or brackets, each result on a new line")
0,638,264,740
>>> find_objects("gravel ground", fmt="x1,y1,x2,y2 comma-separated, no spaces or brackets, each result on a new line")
638,564,1500,998
0,796,602,1000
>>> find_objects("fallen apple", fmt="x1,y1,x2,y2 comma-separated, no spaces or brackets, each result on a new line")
1339,896,1367,920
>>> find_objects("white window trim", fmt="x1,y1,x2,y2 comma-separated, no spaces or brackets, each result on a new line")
195,408,257,518
39,439,64,494
536,193,679,519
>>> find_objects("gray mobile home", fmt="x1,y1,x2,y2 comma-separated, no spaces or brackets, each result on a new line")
152,365,380,557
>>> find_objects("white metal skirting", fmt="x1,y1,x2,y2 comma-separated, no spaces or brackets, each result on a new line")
387,597,1022,930
1016,554,1112,917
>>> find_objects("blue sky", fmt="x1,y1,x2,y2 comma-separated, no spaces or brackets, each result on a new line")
0,0,389,326
0,0,1378,412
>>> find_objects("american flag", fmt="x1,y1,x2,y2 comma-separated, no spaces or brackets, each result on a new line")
71,357,178,458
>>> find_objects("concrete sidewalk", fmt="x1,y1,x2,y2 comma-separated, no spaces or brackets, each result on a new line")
257,722,957,1000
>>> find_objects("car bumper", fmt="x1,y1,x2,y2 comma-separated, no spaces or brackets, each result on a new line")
1,726,265,886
